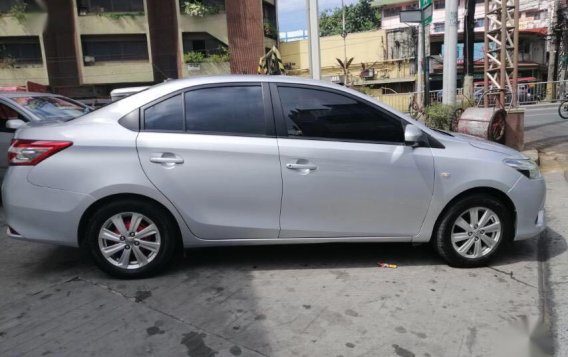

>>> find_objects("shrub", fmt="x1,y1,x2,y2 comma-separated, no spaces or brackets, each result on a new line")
424,103,459,131
184,51,205,64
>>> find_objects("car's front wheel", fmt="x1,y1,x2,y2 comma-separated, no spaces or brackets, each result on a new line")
85,199,179,278
433,194,513,267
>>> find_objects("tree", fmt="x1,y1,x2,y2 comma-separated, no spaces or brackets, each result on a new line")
319,0,381,37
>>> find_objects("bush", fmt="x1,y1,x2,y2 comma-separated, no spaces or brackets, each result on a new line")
184,51,205,64
424,103,459,131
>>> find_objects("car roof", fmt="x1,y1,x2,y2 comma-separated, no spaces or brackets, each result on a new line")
0,91,62,98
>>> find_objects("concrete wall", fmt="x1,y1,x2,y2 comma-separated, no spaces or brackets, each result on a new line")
280,30,388,72
81,61,154,84
0,14,49,86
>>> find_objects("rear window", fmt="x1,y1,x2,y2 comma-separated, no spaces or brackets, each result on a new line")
9,96,89,121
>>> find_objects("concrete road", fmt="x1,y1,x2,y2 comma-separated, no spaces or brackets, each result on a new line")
0,105,565,356
0,209,555,357
524,104,568,157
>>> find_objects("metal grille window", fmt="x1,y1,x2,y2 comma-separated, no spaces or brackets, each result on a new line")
434,0,445,9
82,35,149,62
0,0,41,12
383,7,401,18
77,0,144,13
0,37,42,65
433,22,445,33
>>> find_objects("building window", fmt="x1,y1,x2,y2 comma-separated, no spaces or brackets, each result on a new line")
263,2,277,39
81,35,149,62
0,0,41,12
0,36,42,65
77,0,144,14
433,22,445,32
474,18,484,28
383,6,401,18
434,0,445,9
182,32,227,57
406,3,418,10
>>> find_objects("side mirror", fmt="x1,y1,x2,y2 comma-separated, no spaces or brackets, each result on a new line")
6,119,26,130
404,124,425,147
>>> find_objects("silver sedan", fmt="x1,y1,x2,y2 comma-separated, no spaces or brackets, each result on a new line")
2,76,546,278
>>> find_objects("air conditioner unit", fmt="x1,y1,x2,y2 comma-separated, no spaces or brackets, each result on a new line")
84,56,95,65
361,68,375,80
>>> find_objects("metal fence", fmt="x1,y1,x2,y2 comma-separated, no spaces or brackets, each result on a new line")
375,89,465,113
374,81,568,113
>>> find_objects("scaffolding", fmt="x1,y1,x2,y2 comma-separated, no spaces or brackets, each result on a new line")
483,0,520,107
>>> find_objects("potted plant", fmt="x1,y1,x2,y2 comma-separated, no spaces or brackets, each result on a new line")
184,51,205,70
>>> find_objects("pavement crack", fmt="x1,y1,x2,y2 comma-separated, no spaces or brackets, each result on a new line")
487,266,538,289
72,276,269,357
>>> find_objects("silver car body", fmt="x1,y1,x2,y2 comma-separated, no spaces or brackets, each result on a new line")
2,76,546,248
0,92,90,179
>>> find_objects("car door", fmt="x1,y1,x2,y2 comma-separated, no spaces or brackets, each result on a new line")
272,84,435,238
137,83,283,239
0,100,30,178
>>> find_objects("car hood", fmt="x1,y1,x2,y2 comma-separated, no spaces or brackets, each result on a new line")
451,132,526,158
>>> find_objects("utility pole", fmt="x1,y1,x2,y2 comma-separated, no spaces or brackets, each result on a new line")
341,0,348,86
442,0,458,105
463,0,476,101
547,0,559,100
307,0,321,80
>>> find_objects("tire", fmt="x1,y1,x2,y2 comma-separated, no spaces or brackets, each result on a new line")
559,100,568,119
433,194,513,268
85,199,179,278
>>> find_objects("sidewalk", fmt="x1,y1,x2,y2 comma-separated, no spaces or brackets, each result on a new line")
543,171,568,357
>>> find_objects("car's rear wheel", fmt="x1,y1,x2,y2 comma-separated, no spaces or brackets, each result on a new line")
433,194,513,267
85,199,178,278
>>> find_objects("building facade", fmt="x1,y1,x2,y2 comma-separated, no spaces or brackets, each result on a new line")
0,0,278,97
373,0,550,90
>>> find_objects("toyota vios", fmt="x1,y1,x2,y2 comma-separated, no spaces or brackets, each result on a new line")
2,76,546,278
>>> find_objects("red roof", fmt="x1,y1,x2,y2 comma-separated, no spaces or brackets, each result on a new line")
520,27,547,35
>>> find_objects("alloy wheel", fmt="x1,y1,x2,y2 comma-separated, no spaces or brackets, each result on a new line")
98,212,161,270
450,207,502,259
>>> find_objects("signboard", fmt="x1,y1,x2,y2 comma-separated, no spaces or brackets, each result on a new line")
399,3,432,25
422,4,433,26
399,9,422,23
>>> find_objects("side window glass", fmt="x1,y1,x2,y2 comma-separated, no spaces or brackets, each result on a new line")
144,94,183,131
0,103,26,131
277,86,404,143
185,86,265,136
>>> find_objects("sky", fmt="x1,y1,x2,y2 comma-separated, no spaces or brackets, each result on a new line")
278,0,359,33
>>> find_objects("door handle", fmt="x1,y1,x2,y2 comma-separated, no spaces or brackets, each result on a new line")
286,163,318,171
150,153,184,165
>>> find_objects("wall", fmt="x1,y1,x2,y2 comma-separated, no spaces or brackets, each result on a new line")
0,14,49,86
280,30,388,71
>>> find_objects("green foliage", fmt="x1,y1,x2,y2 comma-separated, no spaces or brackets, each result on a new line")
100,12,144,20
263,23,277,38
184,48,229,64
183,1,221,16
424,103,460,131
184,51,205,64
8,0,28,23
320,0,380,37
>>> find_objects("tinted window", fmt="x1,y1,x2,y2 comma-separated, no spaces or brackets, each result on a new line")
278,87,404,143
9,96,89,121
144,94,183,131
185,86,265,135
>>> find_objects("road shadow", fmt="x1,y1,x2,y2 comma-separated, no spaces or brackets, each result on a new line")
525,135,568,151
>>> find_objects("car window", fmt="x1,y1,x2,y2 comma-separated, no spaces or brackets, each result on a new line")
185,86,265,136
0,102,26,131
144,94,184,131
9,96,89,121
277,86,404,143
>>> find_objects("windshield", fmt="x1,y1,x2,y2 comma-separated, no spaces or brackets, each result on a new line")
9,96,90,121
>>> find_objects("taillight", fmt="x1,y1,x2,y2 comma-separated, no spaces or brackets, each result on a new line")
8,139,73,166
